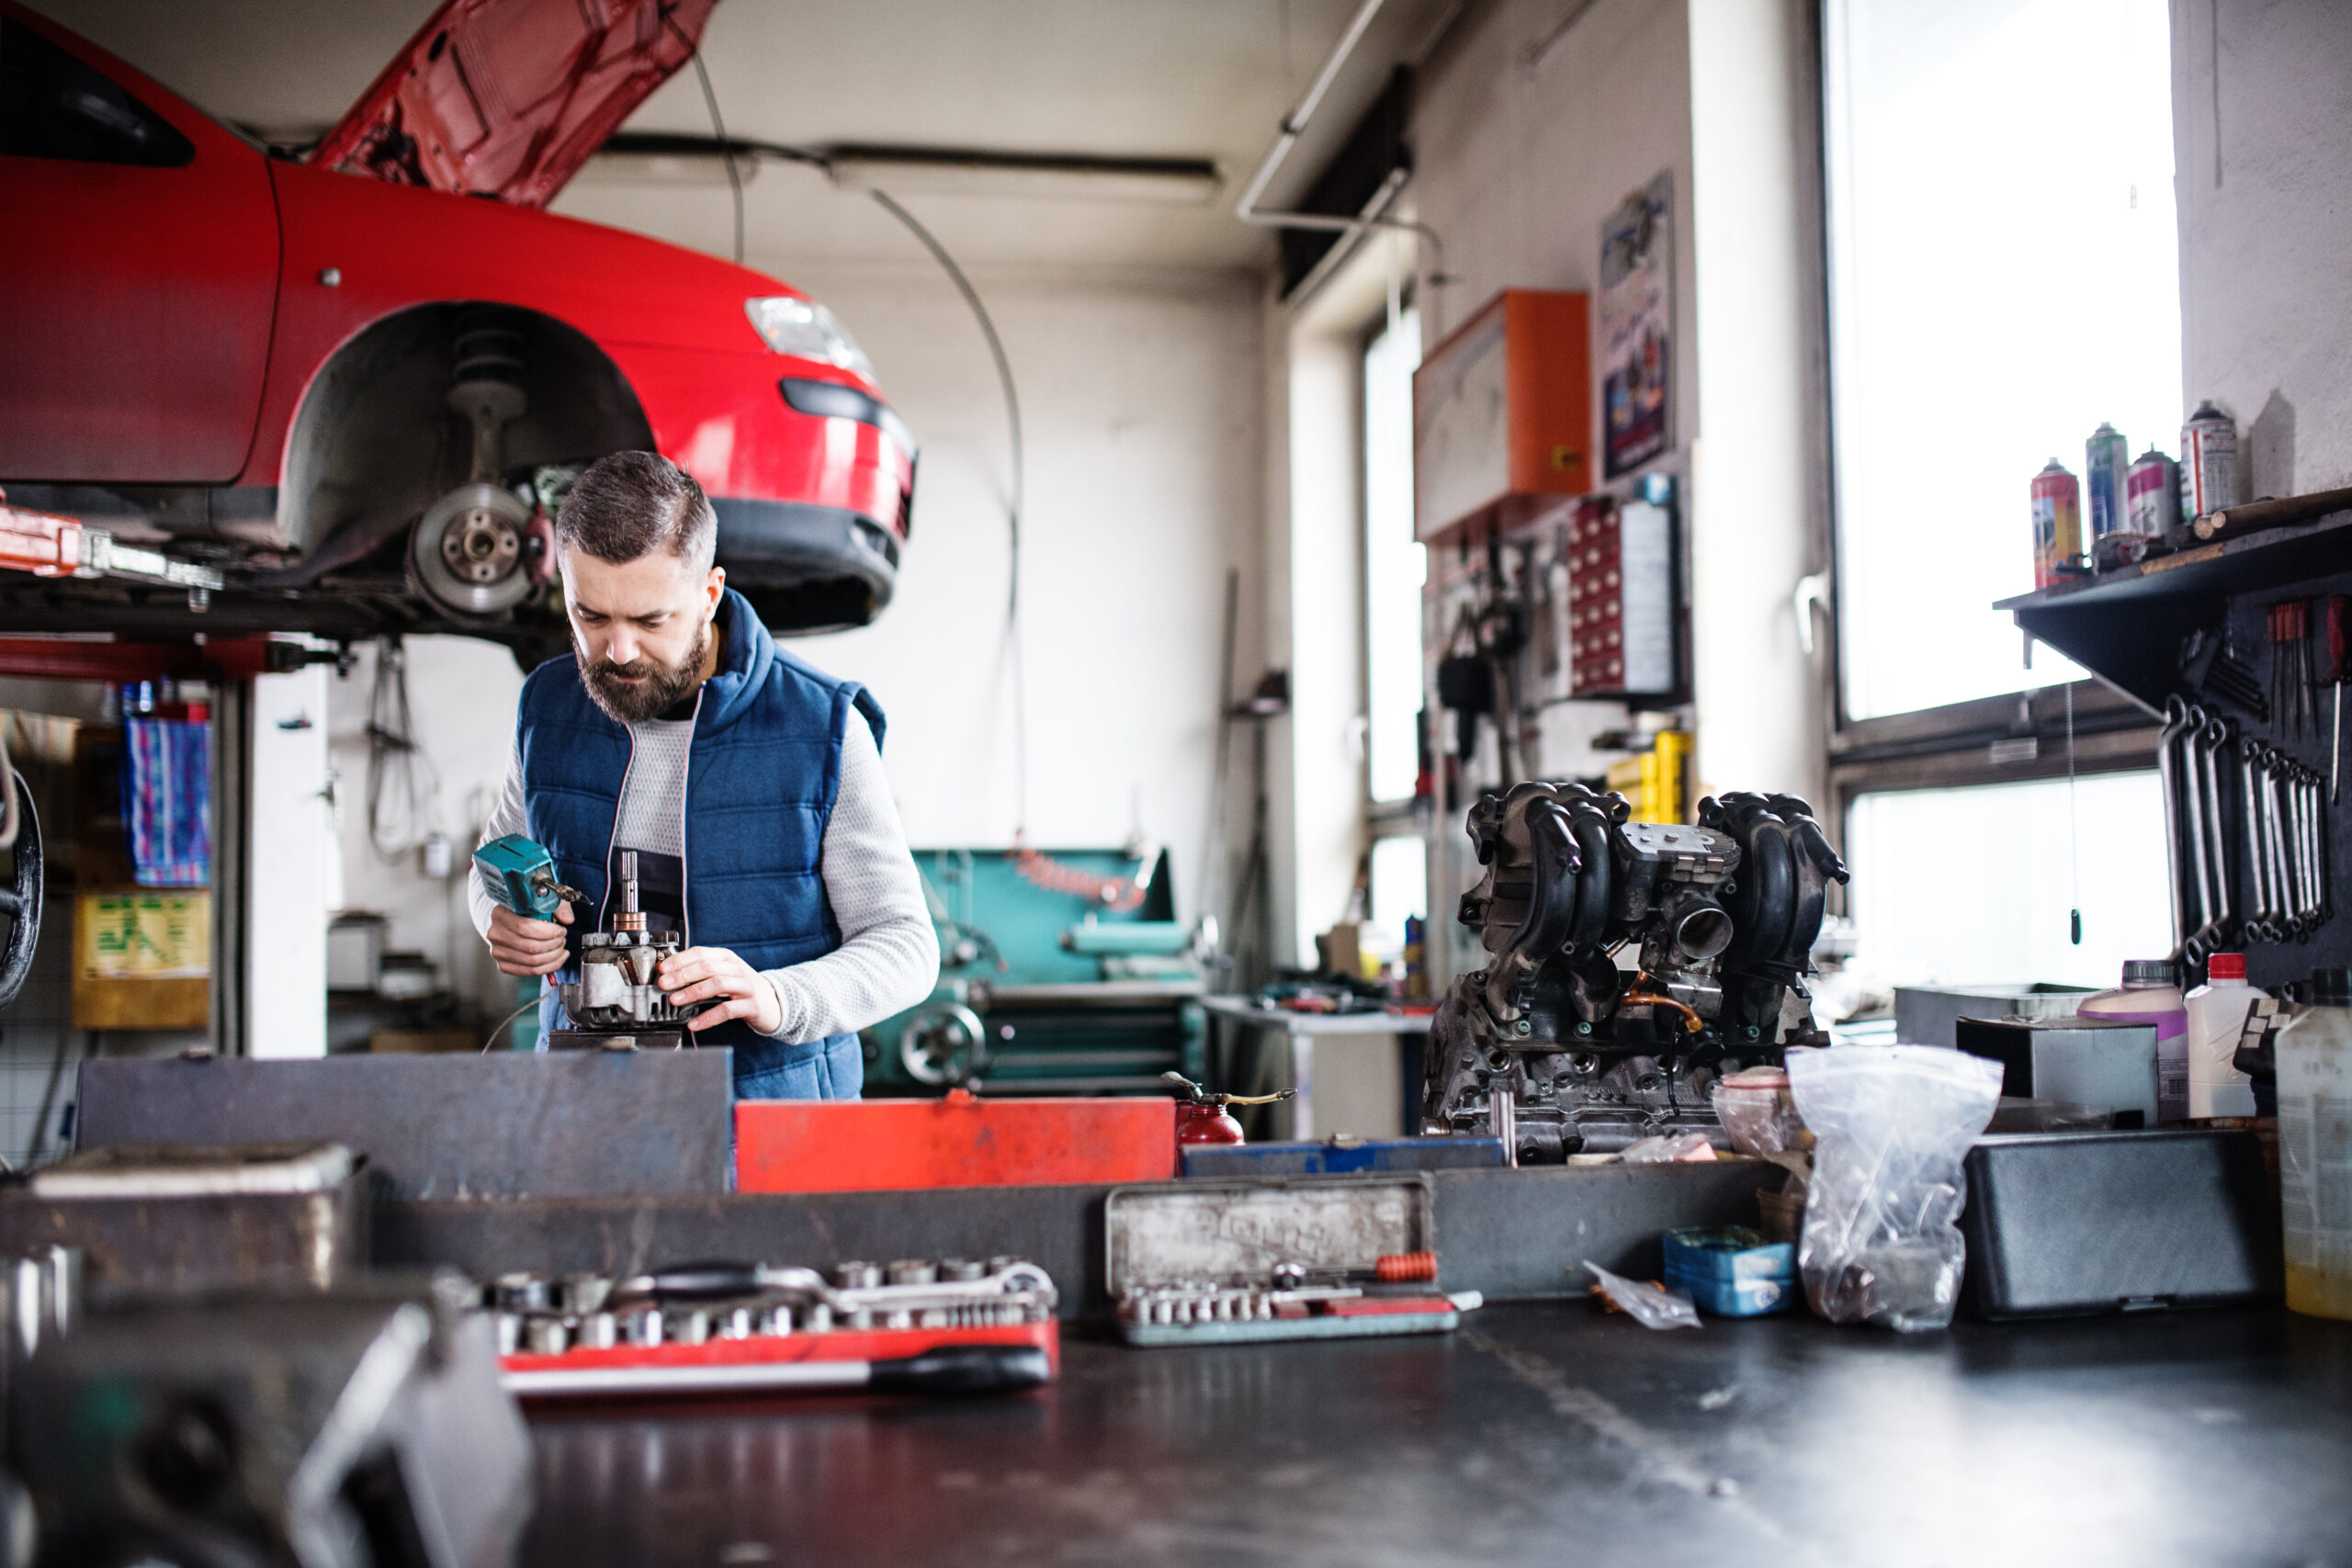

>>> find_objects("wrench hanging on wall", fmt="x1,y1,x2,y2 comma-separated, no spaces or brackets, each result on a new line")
2160,696,2247,965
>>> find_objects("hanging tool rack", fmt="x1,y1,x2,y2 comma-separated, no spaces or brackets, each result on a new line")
1999,502,2352,987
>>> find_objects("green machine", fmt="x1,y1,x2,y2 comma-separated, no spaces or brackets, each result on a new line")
863,846,1213,1095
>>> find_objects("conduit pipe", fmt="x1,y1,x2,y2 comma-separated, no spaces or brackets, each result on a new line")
1234,0,1449,286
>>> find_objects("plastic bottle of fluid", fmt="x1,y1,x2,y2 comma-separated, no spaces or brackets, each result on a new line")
2277,966,2352,1320
2185,953,2260,1120
2078,958,2188,1123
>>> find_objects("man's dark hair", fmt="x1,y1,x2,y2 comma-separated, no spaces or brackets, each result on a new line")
555,451,717,574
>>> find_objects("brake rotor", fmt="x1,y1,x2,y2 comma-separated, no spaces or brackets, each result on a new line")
412,483,534,617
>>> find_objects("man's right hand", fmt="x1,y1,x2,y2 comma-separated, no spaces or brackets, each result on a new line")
488,900,572,977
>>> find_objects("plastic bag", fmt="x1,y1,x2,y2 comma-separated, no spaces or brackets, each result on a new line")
1582,1261,1702,1329
1618,1131,1717,1164
1712,1066,1806,1156
1784,1044,2003,1332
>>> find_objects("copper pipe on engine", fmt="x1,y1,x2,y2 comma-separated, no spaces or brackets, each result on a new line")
1625,973,1704,1034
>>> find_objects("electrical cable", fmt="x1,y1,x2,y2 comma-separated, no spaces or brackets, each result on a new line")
481,991,543,1055
866,186,1030,837
663,14,744,267
367,637,440,863
610,93,1034,835
2066,682,2082,945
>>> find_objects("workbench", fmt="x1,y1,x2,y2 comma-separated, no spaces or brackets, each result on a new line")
518,1303,2352,1566
1202,994,1434,1138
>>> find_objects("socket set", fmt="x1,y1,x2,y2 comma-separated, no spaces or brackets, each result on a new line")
1116,1253,1476,1346
486,1257,1058,1398
1106,1177,1479,1348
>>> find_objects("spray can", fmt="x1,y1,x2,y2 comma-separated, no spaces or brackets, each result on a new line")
2085,423,2130,543
2030,459,2081,589
2126,446,2180,537
2179,401,2241,520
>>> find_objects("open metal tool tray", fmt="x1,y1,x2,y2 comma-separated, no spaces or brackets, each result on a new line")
1105,1175,1464,1346
73,1051,735,1199
0,1141,370,1293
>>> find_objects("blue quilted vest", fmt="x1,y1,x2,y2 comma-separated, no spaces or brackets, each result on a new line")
514,588,882,1099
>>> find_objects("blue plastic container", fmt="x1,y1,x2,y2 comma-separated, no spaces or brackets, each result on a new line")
1661,1227,1795,1316
1664,1265,1795,1316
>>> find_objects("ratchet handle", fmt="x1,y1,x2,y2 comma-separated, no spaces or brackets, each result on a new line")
616,1260,763,1300
868,1344,1052,1395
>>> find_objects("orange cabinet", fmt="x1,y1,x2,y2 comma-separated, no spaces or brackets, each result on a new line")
1412,288,1592,547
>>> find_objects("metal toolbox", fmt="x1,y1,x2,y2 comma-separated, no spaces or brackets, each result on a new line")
0,1141,368,1293
1104,1175,1475,1347
1960,1130,2279,1319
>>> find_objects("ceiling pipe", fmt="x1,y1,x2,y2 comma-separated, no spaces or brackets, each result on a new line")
1235,0,1449,287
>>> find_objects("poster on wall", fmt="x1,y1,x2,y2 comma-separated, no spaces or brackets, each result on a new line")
1600,172,1673,479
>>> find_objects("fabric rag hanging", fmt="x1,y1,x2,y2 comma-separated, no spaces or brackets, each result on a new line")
126,717,210,886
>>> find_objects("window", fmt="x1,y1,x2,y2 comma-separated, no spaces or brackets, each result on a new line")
1824,0,2178,721
1820,0,2176,1004
1363,304,1424,805
0,17,194,167
1364,831,1428,964
1845,772,2169,992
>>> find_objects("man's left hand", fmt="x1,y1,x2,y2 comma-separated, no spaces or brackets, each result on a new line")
657,946,782,1035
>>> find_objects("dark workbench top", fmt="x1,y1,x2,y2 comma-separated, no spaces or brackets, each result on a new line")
521,1303,2352,1567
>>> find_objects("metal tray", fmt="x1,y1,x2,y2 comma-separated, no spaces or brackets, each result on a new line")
1103,1175,1436,1295
1103,1176,1459,1346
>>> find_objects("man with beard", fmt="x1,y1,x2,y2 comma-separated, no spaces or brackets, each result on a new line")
469,450,935,1098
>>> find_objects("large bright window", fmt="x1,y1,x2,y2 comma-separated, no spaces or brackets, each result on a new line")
1363,306,1423,804
1845,772,2169,992
1825,0,2179,721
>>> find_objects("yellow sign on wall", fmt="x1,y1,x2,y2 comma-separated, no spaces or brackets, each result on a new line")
76,892,209,980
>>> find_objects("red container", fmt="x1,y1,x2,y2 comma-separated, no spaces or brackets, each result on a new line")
2030,460,2081,588
1176,1101,1245,1145
735,1090,1179,1192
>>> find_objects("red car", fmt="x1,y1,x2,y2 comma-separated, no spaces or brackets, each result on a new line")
0,0,915,656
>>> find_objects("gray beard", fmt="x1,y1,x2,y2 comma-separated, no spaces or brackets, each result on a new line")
578,620,708,724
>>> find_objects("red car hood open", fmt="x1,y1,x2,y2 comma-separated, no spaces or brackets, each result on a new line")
310,0,717,209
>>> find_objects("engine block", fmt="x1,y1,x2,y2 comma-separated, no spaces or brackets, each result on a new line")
1421,783,1847,1159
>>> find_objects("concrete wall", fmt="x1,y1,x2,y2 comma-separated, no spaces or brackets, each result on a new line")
1404,0,1828,812
2172,0,2352,497
1686,0,1829,807
1411,0,1700,414
787,259,1267,919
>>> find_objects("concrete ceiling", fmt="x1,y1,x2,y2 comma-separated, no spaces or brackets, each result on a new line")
29,0,1456,276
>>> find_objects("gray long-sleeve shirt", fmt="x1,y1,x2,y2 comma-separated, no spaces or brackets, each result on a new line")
469,710,938,1043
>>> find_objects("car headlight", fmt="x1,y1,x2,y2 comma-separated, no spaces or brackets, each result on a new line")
745,296,874,379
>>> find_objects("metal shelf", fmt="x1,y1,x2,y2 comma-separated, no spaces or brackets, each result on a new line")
1996,508,2352,714
1998,507,2352,987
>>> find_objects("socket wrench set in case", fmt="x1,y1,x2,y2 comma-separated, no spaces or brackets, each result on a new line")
485,1257,1058,1398
1106,1176,1480,1346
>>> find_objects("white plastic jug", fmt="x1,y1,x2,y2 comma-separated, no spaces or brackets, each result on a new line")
2184,953,2259,1120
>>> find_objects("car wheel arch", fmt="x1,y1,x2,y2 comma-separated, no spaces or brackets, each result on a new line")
274,300,656,584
